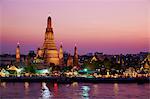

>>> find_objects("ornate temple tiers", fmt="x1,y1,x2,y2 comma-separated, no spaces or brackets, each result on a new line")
38,16,59,65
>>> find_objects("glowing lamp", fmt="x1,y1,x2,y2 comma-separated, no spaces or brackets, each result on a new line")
84,68,88,72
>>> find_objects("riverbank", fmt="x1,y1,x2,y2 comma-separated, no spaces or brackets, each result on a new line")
0,77,149,83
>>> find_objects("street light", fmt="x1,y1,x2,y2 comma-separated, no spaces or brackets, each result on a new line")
84,68,88,72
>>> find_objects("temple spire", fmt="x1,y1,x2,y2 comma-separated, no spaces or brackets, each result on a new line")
47,16,52,28
73,44,79,66
59,42,64,66
40,16,59,65
16,42,20,62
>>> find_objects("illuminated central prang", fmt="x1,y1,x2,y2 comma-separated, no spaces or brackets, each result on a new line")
38,16,59,65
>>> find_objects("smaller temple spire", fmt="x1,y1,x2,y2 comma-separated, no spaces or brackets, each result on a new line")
74,44,77,55
73,44,79,66
59,42,64,66
16,42,20,62
36,48,43,58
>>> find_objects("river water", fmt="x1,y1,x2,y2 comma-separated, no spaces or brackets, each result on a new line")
0,82,149,99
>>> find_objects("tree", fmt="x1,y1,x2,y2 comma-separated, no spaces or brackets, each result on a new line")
24,65,36,73
82,59,103,70
61,66,72,72
103,58,112,69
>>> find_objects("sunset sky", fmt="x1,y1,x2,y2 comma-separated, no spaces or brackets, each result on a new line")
0,0,149,55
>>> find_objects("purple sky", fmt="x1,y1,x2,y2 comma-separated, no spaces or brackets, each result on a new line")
0,0,150,55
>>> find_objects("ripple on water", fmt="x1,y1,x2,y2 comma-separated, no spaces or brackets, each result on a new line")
0,82,149,99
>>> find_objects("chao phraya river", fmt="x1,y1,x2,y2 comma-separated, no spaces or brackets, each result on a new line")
0,82,149,99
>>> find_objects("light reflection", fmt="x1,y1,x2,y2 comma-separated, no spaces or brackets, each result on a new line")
24,82,29,89
81,86,90,99
40,82,52,99
1,82,6,88
53,83,58,96
72,82,78,87
24,82,29,95
93,84,98,95
113,83,119,96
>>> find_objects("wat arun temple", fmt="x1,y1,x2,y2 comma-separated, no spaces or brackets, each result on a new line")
37,16,59,65
35,16,79,66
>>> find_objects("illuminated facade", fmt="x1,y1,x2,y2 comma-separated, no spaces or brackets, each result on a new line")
16,43,20,62
38,16,59,65
142,54,150,69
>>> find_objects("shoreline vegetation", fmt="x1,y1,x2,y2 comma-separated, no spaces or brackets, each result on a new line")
0,77,149,83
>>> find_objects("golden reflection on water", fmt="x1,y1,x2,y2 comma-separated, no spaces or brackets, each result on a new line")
24,82,29,89
72,82,78,87
1,82,6,88
24,82,29,95
93,84,98,95
113,83,119,96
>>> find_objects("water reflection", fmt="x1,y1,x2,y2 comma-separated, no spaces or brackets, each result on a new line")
1,82,6,88
72,82,78,87
24,82,29,89
0,83,149,99
24,82,29,95
40,82,52,99
53,83,58,96
81,86,90,99
93,84,98,95
113,83,119,96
